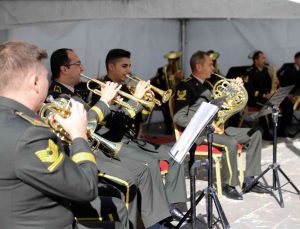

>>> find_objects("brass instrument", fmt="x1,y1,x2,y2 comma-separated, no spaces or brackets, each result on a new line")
39,98,121,155
80,73,136,111
126,74,172,105
82,73,157,112
163,51,183,92
211,73,249,134
268,64,278,94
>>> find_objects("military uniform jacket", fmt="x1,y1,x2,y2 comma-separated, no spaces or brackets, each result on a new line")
245,65,271,107
173,75,242,142
48,80,111,128
94,76,149,142
277,63,300,93
0,97,98,229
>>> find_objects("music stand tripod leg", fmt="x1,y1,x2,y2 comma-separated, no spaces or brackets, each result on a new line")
242,106,300,208
176,126,230,229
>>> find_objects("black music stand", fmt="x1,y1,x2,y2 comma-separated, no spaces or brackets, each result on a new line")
170,100,229,229
241,85,300,207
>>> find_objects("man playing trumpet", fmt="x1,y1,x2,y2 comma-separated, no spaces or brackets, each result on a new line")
48,48,172,229
91,49,188,225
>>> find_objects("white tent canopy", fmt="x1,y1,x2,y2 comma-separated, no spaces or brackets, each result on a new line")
1,0,300,122
1,0,300,30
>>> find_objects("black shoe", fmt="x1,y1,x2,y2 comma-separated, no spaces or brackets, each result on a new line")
170,207,185,221
223,185,243,200
242,181,270,194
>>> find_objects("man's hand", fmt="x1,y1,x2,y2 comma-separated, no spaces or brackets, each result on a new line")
133,80,151,99
100,81,121,105
234,77,244,87
54,99,88,141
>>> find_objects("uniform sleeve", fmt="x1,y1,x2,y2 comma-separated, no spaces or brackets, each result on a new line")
14,126,98,202
173,82,204,128
88,99,111,124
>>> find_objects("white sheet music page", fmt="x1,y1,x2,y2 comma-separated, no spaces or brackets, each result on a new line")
169,102,219,163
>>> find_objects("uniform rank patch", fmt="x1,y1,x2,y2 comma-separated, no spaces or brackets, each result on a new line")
177,90,187,100
35,139,64,172
54,85,62,93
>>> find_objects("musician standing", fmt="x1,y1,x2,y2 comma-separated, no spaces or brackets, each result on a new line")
173,50,267,200
0,42,99,228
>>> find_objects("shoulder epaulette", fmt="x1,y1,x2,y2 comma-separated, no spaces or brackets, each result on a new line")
16,111,49,128
182,76,192,82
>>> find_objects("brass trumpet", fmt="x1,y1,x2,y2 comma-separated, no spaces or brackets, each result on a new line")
81,73,155,111
80,73,135,111
39,98,121,155
126,74,172,105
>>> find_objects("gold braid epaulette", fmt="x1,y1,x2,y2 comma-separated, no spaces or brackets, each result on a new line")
16,112,49,128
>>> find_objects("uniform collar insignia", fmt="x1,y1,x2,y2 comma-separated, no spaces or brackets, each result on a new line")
53,85,62,93
177,90,186,100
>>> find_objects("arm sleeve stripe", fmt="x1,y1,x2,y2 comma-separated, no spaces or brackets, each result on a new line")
91,106,104,123
72,152,96,164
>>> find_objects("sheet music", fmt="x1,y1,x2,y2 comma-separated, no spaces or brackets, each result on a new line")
256,85,294,118
169,102,219,164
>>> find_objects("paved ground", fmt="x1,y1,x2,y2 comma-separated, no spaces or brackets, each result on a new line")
143,123,300,228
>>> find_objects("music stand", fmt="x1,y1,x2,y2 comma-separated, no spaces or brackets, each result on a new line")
242,85,300,208
170,100,229,229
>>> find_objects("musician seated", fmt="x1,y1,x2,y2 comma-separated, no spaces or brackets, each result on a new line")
150,51,184,134
173,50,268,200
245,51,293,140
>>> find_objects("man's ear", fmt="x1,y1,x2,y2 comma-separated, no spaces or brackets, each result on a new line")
108,63,114,72
60,65,68,75
30,74,39,93
195,62,202,72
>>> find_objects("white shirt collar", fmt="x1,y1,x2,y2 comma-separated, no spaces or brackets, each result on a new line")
192,74,205,84
58,82,75,93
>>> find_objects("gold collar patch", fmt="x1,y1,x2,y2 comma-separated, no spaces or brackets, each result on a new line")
176,90,187,101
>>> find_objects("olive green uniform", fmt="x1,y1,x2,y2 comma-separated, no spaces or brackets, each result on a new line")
48,81,170,228
173,76,262,187
0,96,98,229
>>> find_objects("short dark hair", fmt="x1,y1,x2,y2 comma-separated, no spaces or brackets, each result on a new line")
105,49,131,72
294,51,300,59
252,50,263,63
50,48,73,80
189,50,207,71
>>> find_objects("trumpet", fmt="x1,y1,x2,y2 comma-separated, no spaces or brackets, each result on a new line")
126,74,172,105
80,73,135,111
39,98,121,156
81,73,155,111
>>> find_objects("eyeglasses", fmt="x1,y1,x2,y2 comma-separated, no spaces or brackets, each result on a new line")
65,60,82,67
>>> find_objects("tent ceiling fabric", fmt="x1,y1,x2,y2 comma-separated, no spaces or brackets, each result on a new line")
1,0,300,30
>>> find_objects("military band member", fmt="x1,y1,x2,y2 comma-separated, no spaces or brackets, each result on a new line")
173,50,267,200
49,48,171,229
151,51,184,134
277,51,300,91
92,49,188,223
0,41,99,228
246,51,293,139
